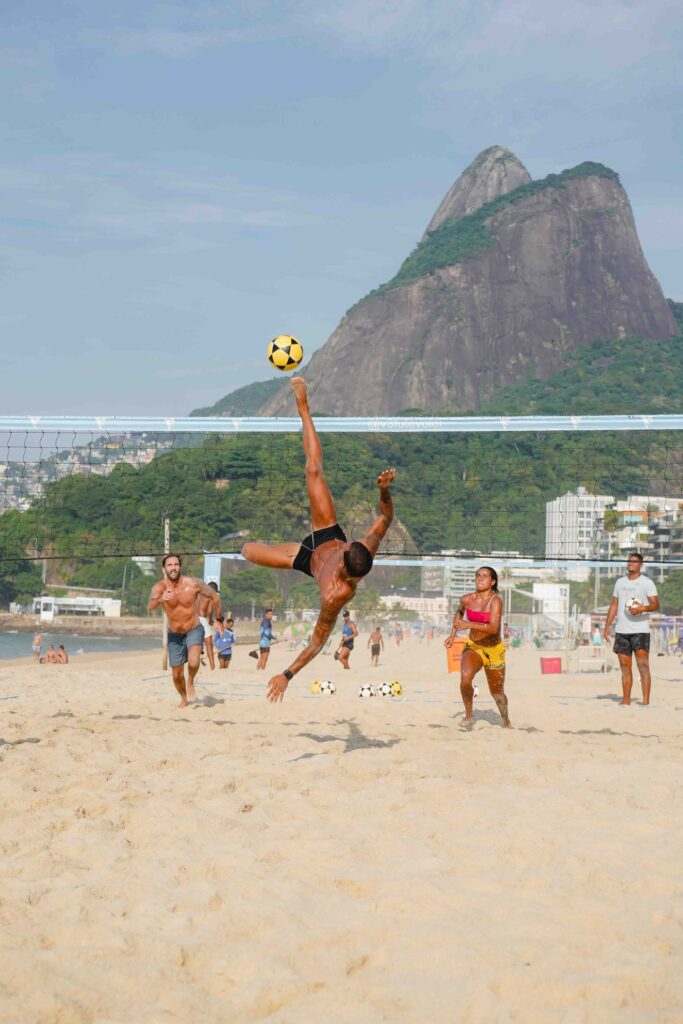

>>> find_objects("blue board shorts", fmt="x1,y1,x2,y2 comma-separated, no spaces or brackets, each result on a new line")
167,624,205,667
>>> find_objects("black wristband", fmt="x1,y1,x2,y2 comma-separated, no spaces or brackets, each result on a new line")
283,669,294,681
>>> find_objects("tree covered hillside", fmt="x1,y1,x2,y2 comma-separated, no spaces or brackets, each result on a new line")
1,333,683,611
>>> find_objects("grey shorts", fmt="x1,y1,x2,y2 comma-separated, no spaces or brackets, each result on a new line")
167,624,205,667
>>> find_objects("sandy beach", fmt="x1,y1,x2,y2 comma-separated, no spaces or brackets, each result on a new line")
1,638,682,1023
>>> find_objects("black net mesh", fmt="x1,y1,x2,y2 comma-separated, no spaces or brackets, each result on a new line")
2,424,683,612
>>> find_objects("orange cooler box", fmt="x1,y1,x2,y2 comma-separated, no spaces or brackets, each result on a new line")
446,638,467,673
540,656,562,674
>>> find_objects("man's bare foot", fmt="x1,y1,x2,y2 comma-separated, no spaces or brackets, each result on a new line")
502,719,511,728
618,699,631,705
290,376,308,406
641,701,650,706
177,696,189,708
187,682,197,702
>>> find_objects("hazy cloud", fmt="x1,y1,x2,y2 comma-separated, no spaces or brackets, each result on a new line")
0,156,328,246
95,26,242,58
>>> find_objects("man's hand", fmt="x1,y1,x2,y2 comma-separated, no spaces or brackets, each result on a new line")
377,467,396,489
603,626,611,642
267,673,290,703
628,601,647,615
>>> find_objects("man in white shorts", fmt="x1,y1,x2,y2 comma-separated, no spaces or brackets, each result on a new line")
603,552,659,706
197,581,219,670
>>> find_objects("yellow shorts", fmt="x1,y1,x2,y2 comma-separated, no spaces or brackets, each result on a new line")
464,639,506,671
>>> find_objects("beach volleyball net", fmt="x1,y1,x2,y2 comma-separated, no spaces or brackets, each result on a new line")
2,413,683,612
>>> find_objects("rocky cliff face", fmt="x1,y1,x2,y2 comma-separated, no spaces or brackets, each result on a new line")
262,149,677,416
421,145,531,237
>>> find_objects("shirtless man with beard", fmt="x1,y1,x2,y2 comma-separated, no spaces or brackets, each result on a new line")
241,377,396,702
148,554,221,707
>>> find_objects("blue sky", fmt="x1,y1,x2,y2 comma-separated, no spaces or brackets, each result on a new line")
1,0,681,415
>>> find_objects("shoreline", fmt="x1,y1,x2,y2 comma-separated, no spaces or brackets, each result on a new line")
0,612,162,637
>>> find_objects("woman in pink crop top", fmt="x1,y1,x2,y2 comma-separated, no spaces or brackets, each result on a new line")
445,566,510,727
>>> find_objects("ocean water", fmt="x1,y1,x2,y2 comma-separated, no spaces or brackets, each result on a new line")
0,631,161,661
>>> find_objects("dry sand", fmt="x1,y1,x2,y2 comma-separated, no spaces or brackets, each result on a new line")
1,638,682,1023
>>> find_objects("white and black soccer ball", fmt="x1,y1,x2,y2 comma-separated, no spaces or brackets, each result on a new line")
378,682,393,697
626,597,641,613
319,679,336,696
359,684,375,698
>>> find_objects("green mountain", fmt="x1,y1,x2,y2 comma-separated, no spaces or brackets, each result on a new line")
668,299,683,330
262,148,677,415
190,379,282,417
189,317,683,422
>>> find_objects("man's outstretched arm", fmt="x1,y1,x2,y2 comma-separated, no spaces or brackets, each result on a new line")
266,605,338,702
362,467,396,557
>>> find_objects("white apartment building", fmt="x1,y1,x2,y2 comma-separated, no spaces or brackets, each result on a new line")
420,552,479,600
545,487,614,559
595,495,683,562
379,594,450,620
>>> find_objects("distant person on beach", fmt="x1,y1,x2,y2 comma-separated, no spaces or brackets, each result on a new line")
394,622,403,646
198,581,219,671
41,643,58,665
335,610,358,669
32,632,42,661
257,609,275,671
241,377,395,702
603,552,659,706
445,566,510,728
213,616,235,670
368,625,384,665
56,644,69,664
148,554,222,707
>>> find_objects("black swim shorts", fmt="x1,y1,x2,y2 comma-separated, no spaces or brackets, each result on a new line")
292,523,347,577
613,632,651,655
371,643,380,657
342,638,354,651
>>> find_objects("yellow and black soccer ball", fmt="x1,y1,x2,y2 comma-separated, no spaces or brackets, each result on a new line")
267,335,304,372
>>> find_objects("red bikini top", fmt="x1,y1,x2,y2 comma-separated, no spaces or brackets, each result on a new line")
466,608,491,624
465,595,493,624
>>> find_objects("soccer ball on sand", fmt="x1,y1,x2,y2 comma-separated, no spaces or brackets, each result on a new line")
319,680,336,696
267,335,304,372
378,682,393,697
390,681,403,696
359,684,375,698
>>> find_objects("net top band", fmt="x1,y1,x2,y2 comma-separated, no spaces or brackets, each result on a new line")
0,414,681,433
